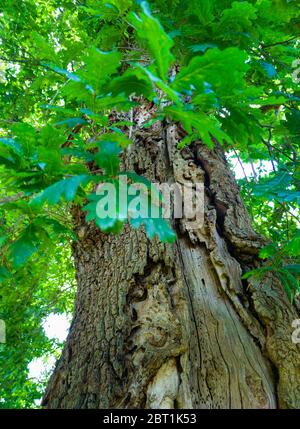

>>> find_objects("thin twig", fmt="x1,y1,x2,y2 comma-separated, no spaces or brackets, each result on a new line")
231,147,254,219
0,192,24,205
262,36,299,49
262,128,276,172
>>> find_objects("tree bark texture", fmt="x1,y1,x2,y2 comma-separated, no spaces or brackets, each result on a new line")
42,112,300,409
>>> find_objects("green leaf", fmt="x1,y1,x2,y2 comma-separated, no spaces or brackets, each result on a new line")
259,243,277,259
285,109,300,137
284,230,300,257
83,185,126,233
107,69,154,98
61,147,94,162
0,266,10,282
0,138,23,156
42,63,82,82
284,264,300,275
130,217,176,243
83,174,176,242
165,105,231,147
78,47,121,93
128,1,174,80
173,48,248,94
136,65,181,104
30,32,59,63
185,0,215,24
11,123,37,158
96,93,135,110
124,171,162,203
30,175,90,207
99,132,132,149
9,226,41,267
259,61,277,78
54,118,88,128
39,125,66,149
79,2,120,20
0,235,7,247
277,268,299,301
216,1,257,33
253,171,292,199
241,266,274,280
94,141,122,176
189,43,217,53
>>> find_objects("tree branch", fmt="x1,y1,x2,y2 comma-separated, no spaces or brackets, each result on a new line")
261,36,299,49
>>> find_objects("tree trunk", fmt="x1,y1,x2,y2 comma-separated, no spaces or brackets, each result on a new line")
42,116,300,409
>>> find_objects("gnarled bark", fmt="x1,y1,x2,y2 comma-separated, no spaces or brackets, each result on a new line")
42,117,300,409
